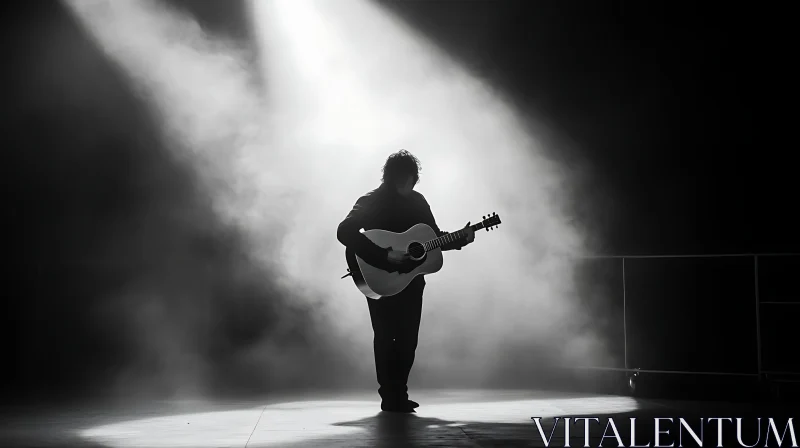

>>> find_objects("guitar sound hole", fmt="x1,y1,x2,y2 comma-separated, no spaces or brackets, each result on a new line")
407,241,425,261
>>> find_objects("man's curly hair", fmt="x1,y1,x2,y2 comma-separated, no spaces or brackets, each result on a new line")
381,149,421,185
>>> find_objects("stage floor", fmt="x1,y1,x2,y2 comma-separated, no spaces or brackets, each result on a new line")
0,389,795,447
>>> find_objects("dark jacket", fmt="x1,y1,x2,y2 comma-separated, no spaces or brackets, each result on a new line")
337,183,466,273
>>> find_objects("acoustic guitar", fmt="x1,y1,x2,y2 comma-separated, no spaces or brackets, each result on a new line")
343,213,501,298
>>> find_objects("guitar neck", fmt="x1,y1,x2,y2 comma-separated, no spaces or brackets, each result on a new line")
424,223,485,251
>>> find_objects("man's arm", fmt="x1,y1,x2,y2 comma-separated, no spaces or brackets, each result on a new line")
337,194,391,266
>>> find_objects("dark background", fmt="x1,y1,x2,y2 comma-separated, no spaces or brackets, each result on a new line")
2,0,795,405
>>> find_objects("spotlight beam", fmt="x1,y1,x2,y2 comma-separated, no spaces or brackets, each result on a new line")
63,0,612,392
251,0,607,380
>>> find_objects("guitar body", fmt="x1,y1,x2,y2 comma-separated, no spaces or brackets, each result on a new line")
345,223,444,299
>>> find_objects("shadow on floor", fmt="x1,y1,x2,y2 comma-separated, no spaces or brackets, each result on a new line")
280,405,799,448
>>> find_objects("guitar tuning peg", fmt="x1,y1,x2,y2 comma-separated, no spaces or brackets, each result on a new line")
483,215,486,220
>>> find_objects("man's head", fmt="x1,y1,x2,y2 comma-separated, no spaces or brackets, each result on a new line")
381,149,421,196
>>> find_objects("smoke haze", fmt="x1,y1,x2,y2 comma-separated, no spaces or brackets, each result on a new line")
2,0,618,403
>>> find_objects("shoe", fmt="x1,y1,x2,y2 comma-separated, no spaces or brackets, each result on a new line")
381,400,416,413
407,399,419,409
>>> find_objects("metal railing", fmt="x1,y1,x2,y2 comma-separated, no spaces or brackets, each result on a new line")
565,253,800,379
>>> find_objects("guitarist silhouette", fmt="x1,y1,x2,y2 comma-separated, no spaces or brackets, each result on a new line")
337,150,475,413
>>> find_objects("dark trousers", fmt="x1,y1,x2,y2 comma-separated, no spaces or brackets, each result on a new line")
366,280,424,404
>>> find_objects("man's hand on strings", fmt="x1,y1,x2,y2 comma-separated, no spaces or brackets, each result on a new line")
463,222,475,244
387,250,410,264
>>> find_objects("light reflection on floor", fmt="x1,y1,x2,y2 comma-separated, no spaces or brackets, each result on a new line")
71,390,640,447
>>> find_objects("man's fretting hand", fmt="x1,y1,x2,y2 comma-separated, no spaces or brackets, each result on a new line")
463,222,475,244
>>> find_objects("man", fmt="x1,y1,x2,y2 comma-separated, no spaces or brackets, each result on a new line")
337,150,475,413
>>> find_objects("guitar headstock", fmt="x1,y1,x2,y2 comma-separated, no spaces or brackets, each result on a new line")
481,212,502,231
